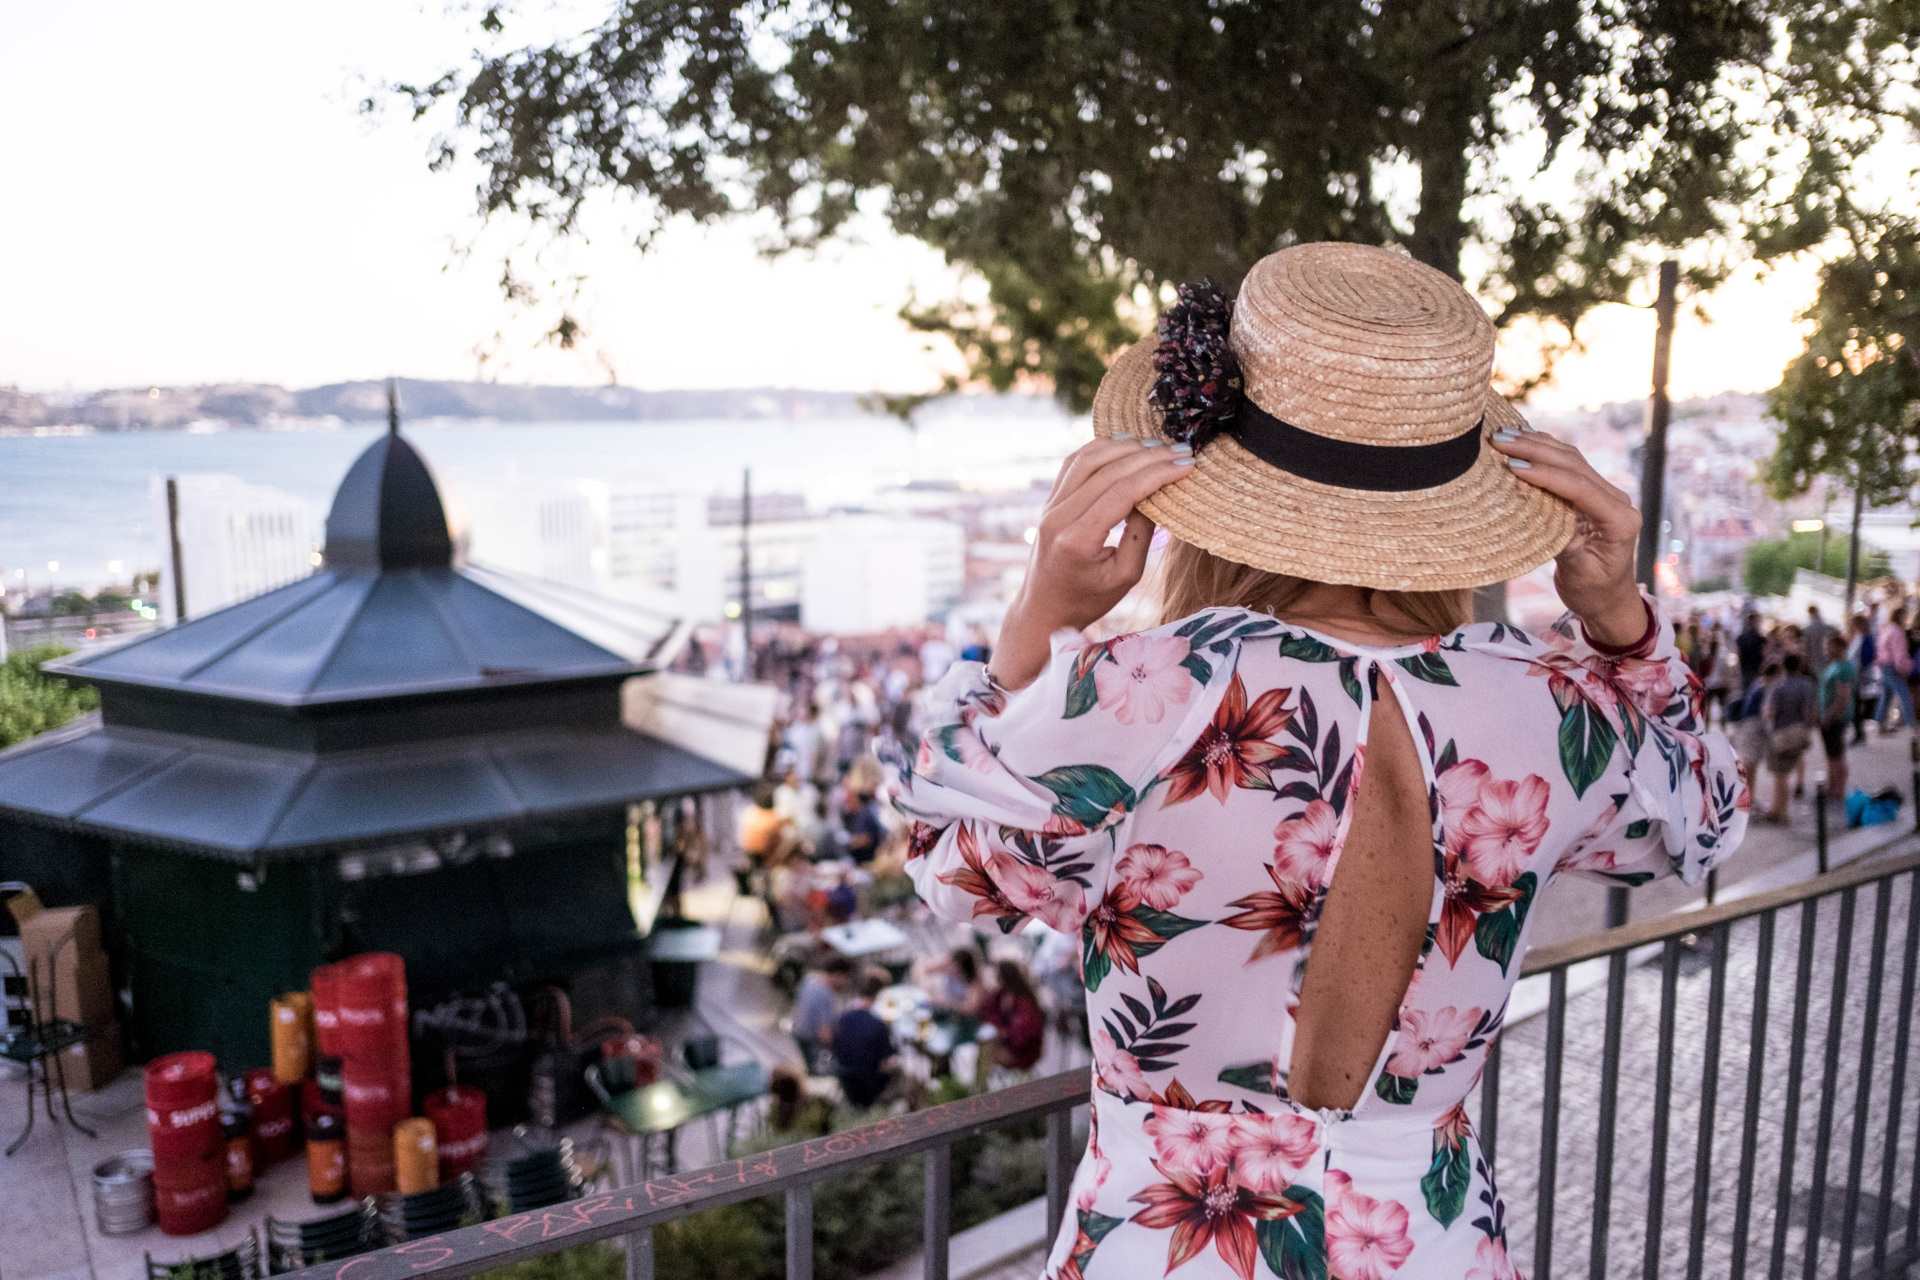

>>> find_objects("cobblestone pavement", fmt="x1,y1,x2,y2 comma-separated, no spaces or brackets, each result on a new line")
1482,863,1920,1279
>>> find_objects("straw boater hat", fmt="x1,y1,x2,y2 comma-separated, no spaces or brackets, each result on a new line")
1093,242,1575,591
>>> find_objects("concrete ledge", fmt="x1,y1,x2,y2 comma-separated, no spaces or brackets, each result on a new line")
863,1196,1050,1280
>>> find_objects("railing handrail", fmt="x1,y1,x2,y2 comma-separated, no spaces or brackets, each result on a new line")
274,844,1920,1280
1519,844,1920,976
278,1068,1091,1280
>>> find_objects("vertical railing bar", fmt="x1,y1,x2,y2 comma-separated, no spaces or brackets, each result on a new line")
1589,949,1629,1280
1046,1107,1075,1242
1879,871,1920,1276
1770,897,1820,1280
786,1184,814,1280
1733,909,1777,1280
624,1227,654,1280
925,1143,952,1280
1837,878,1891,1280
1480,1035,1502,1169
1686,923,1730,1280
1643,937,1682,1280
1804,887,1857,1280
1536,967,1568,1280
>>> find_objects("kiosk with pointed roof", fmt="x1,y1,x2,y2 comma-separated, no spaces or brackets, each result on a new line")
0,406,751,1068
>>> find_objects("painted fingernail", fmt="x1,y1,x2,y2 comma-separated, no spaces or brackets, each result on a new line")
1141,438,1165,448
1170,442,1193,456
1174,456,1196,467
1492,430,1519,443
1112,433,1134,441
1507,458,1532,470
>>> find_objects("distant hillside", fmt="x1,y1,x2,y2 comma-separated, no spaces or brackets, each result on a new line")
0,379,970,430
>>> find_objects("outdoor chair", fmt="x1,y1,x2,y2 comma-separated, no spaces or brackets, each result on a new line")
0,932,96,1155
148,1228,262,1280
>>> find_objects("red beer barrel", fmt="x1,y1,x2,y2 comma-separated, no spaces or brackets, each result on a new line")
347,1128,397,1198
152,1147,228,1235
243,1069,298,1164
145,1052,220,1162
424,1085,488,1180
311,962,344,1058
342,1060,410,1133
335,953,407,1060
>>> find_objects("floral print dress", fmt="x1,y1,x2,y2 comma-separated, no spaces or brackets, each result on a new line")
896,597,1747,1280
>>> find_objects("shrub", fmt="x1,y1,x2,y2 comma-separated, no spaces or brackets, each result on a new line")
0,644,98,749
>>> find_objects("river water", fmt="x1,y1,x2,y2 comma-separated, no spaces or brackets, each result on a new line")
1,408,1083,590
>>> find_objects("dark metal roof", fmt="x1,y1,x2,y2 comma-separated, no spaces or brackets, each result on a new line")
0,714,749,863
42,427,667,706
46,565,646,706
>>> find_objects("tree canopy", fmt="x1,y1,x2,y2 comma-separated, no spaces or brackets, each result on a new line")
400,1,1918,409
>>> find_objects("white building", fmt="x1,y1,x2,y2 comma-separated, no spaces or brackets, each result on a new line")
801,514,966,634
153,474,317,624
458,482,603,589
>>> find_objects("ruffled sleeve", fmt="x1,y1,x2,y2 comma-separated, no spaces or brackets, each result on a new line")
1548,592,1751,888
893,619,1232,935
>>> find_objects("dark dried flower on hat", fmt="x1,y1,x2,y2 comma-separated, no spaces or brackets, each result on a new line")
1149,281,1243,450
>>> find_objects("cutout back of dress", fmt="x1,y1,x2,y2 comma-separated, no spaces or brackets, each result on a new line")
1286,684,1434,1111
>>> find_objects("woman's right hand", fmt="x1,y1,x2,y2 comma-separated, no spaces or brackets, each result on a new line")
1491,425,1649,648
989,438,1192,690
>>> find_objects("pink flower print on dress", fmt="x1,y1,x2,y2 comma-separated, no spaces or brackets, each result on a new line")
1117,843,1204,911
1225,1112,1319,1193
1093,1027,1153,1101
1607,654,1676,715
1456,774,1551,885
1435,759,1491,851
1094,633,1196,726
1466,1235,1518,1280
1143,1106,1237,1175
1076,1115,1113,1209
1272,799,1343,888
988,851,1087,933
1324,1169,1415,1280
1384,1006,1483,1078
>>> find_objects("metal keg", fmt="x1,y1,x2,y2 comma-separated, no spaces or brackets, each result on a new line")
93,1150,156,1235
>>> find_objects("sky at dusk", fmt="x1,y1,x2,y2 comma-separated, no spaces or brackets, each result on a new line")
0,2,1834,409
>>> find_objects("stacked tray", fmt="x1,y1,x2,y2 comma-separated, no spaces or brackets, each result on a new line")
479,1127,579,1213
144,1230,262,1280
264,1204,380,1272
376,1173,486,1241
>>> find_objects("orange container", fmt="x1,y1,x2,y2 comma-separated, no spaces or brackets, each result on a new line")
394,1117,439,1194
271,992,315,1085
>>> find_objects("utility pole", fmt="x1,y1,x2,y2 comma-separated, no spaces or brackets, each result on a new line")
1614,260,1679,932
739,468,753,679
165,477,188,625
1844,477,1865,616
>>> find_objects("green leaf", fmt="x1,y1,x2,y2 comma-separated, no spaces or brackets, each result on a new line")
1256,1189,1327,1280
1129,905,1210,959
1435,738,1459,775
1079,1209,1125,1249
1216,1062,1278,1094
934,724,968,764
1374,1073,1418,1105
1180,652,1214,685
1624,818,1651,839
1029,764,1136,829
1396,651,1459,686
1063,664,1102,719
1557,702,1618,798
1279,633,1341,663
1339,656,1364,706
1473,905,1522,975
1421,1136,1472,1227
1081,929,1112,993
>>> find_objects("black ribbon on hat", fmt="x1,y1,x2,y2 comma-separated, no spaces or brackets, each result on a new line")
1149,279,1485,493
1231,401,1484,492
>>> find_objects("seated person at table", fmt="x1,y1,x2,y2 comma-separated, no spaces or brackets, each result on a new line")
834,762,889,864
926,947,986,1016
823,867,858,925
792,955,852,1074
765,1065,833,1137
983,960,1045,1071
833,970,905,1108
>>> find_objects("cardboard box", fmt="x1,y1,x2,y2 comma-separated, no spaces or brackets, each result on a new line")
19,905,101,971
4,886,44,929
58,1017,124,1092
44,949,114,1028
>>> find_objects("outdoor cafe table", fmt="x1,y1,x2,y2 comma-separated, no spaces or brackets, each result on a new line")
818,918,909,957
601,1061,768,1178
872,983,995,1081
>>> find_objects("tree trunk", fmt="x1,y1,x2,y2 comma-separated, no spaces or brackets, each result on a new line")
1406,96,1471,280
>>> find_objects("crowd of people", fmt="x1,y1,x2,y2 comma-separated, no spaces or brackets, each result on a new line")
1685,601,1920,823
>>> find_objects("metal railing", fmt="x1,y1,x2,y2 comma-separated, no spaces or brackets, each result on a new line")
283,846,1920,1280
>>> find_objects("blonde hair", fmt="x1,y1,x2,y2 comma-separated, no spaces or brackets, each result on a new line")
1155,538,1473,635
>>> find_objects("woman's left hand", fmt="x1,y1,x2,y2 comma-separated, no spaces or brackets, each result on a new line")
1491,424,1649,648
